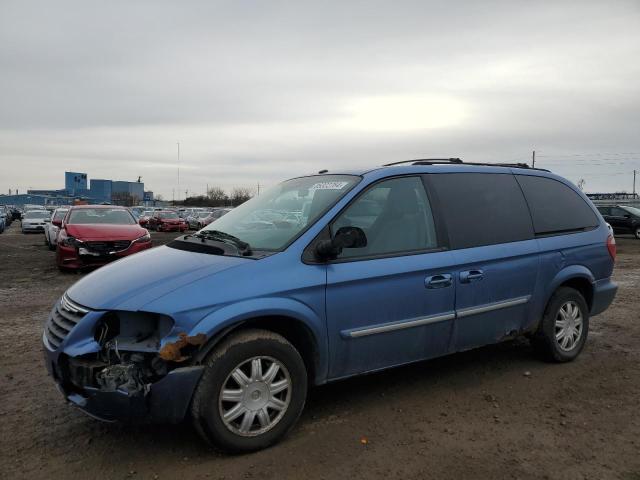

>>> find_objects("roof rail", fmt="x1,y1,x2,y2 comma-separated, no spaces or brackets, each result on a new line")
382,158,549,171
383,158,462,166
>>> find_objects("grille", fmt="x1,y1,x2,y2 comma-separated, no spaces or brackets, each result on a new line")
44,294,89,349
84,240,131,254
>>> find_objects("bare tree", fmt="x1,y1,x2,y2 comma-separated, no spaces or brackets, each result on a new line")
577,178,586,190
207,186,228,205
230,187,254,206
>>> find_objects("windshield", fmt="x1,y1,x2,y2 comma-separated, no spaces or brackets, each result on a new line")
160,211,178,219
201,175,360,250
622,206,640,217
197,212,210,218
68,208,136,225
24,210,50,219
53,210,68,220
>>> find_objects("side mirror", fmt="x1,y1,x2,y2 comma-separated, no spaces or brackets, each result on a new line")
52,219,62,227
315,226,367,260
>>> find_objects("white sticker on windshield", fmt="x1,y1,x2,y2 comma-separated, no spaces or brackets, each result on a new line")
310,181,349,191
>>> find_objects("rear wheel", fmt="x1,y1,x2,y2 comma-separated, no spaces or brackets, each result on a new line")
634,226,640,239
531,287,589,362
191,329,308,452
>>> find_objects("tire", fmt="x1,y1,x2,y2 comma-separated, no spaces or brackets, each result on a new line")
191,329,308,453
635,226,640,240
531,287,589,362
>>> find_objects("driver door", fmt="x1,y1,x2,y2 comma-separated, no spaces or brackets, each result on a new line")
324,176,456,379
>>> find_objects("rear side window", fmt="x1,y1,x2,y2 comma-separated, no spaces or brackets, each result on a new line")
428,173,533,249
516,175,599,235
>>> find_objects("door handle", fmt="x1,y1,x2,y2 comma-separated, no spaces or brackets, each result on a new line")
460,269,484,283
425,273,453,289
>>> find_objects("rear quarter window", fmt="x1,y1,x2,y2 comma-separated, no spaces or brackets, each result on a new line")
516,175,599,235
427,172,533,249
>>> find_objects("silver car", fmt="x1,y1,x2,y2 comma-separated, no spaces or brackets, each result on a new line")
44,208,69,250
21,210,51,233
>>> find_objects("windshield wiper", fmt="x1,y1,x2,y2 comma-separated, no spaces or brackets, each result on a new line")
193,230,252,256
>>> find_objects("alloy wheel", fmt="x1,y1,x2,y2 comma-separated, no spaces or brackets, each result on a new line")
218,356,291,437
554,300,583,351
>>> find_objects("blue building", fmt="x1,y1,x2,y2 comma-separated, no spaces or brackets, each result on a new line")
0,193,75,207
112,181,144,205
16,172,148,206
90,179,113,204
65,172,88,195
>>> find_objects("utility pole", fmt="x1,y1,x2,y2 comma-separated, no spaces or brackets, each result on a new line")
634,169,637,197
177,142,180,200
257,182,261,196
532,150,536,168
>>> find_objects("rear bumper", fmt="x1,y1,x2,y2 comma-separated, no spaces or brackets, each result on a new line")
591,278,618,316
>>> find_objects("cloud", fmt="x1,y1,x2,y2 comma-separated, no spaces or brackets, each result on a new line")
0,0,639,196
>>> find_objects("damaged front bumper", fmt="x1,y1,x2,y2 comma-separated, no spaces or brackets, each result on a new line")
42,296,206,423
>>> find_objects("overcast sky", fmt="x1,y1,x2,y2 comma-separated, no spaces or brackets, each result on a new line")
1,0,639,198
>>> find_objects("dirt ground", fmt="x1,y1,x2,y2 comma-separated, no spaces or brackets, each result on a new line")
1,222,639,480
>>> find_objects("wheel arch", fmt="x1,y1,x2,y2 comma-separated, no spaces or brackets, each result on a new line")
545,265,595,312
190,301,327,385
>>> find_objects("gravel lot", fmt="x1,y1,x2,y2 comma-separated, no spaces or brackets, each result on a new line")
1,222,639,480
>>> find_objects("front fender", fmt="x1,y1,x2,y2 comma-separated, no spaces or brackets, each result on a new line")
172,297,328,384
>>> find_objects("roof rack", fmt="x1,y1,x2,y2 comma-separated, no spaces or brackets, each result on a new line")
384,158,462,166
383,158,549,171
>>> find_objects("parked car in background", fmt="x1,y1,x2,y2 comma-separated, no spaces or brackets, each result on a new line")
137,210,155,227
0,207,7,233
1,205,13,227
147,210,186,232
21,209,50,233
200,208,233,228
42,162,617,452
56,205,152,270
10,206,22,221
44,208,69,251
597,205,640,239
188,210,214,229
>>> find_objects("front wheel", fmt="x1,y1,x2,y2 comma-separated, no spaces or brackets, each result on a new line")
635,226,640,239
191,329,308,452
531,287,589,362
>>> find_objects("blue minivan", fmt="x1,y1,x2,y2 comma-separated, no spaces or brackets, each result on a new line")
43,160,617,451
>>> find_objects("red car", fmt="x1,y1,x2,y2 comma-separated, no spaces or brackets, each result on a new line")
137,210,155,227
148,210,187,232
56,205,152,270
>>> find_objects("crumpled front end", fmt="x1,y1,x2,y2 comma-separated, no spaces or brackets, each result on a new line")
43,294,206,423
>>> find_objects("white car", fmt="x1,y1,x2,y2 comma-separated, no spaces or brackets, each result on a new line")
44,208,68,250
21,210,51,233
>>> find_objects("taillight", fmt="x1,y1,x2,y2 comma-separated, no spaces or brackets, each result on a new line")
607,234,616,261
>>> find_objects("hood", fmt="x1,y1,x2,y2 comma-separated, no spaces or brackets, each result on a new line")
66,245,250,310
65,223,147,240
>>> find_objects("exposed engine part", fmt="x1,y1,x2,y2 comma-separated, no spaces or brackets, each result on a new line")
158,332,207,362
75,352,170,396
97,363,149,396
